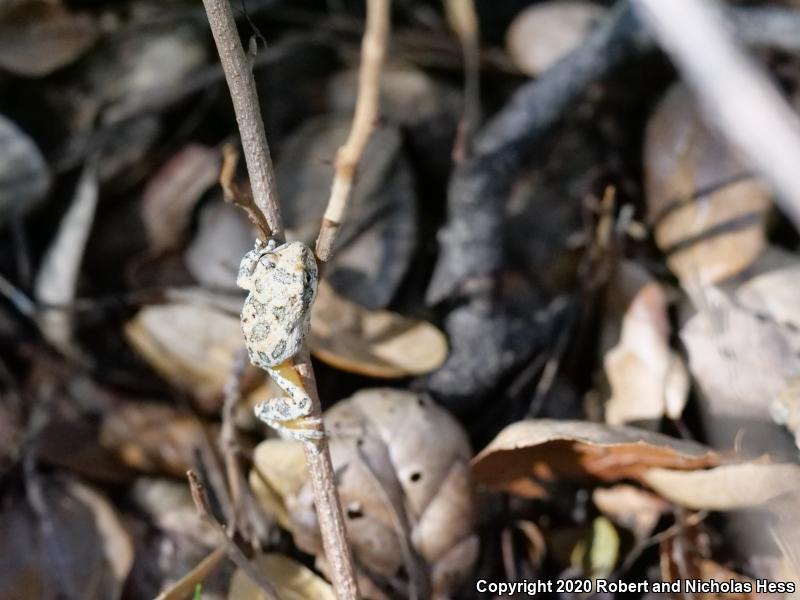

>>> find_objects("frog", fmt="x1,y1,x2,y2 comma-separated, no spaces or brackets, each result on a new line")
237,238,323,440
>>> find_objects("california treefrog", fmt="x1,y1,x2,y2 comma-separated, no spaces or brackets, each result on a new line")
237,238,323,440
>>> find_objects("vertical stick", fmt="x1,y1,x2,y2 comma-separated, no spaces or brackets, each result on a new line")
316,0,390,263
201,1,359,597
202,0,284,239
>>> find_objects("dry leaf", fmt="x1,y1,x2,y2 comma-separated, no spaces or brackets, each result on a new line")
276,117,417,309
252,389,477,597
228,554,335,600
0,2,97,77
100,402,205,477
642,462,800,511
185,201,254,290
0,113,51,225
592,484,669,544
250,439,308,531
309,281,448,378
472,419,717,497
34,163,98,356
506,2,607,76
124,303,241,399
603,261,689,424
645,84,771,287
0,477,133,600
681,287,800,422
142,145,221,253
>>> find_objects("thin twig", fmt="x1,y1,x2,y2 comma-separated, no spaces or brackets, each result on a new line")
634,0,800,231
202,0,283,239
187,470,280,600
315,0,390,263
201,1,359,597
220,144,272,241
220,347,249,538
444,0,481,162
292,347,359,599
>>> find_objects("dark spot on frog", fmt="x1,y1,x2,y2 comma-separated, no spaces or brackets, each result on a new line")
409,471,422,483
271,339,287,360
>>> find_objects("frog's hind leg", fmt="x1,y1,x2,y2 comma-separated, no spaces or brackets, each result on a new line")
257,360,325,441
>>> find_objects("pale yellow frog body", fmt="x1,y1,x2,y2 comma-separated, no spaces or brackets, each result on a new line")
237,239,323,440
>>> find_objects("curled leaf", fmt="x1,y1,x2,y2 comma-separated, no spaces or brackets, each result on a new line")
252,389,477,597
472,419,717,497
642,462,800,510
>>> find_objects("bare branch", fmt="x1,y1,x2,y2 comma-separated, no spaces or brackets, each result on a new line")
316,0,390,263
201,1,359,597
202,0,283,239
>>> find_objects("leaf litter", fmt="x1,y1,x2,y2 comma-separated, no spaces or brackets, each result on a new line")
1,1,800,598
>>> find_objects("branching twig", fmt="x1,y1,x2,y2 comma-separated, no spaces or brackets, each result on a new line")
202,0,283,239
187,470,280,600
315,0,390,264
202,1,359,597
634,0,800,230
220,144,271,241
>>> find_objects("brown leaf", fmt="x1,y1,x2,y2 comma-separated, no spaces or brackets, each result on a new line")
505,1,607,76
124,303,241,399
0,477,132,600
100,402,205,477
0,2,97,76
645,84,771,287
142,145,221,253
681,288,800,421
309,281,448,378
254,389,477,597
642,462,800,510
603,261,688,424
472,419,717,497
250,439,308,531
592,484,669,544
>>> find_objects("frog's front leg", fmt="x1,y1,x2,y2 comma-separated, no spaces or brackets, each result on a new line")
255,360,324,441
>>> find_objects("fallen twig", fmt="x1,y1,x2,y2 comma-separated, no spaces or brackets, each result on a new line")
315,0,390,264
187,470,280,600
634,0,800,230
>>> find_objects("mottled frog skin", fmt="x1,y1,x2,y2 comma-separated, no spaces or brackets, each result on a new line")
237,239,323,440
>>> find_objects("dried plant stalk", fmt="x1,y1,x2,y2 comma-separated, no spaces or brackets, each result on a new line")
316,0,391,263
201,1,359,598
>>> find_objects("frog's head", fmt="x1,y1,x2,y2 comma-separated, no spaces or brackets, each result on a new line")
236,238,278,291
